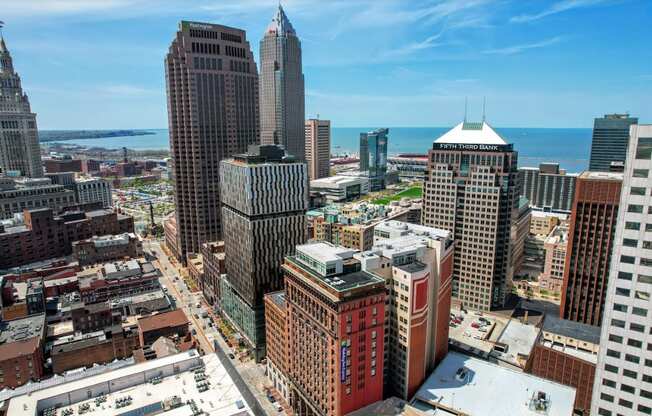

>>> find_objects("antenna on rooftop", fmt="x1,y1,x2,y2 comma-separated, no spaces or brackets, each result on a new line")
463,97,468,122
482,96,486,123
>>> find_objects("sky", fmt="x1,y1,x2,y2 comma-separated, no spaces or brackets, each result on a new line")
3,0,651,129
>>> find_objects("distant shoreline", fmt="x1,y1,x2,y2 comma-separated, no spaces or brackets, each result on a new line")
40,130,156,143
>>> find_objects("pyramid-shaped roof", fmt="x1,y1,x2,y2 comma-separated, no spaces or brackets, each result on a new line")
265,5,296,36
435,121,507,145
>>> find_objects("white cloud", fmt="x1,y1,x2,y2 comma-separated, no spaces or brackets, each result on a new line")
510,0,611,23
483,36,564,55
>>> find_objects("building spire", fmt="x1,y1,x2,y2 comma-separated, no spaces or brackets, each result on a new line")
265,3,296,36
482,96,486,123
463,97,468,122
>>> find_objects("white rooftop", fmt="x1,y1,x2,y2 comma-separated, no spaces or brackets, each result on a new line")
310,175,367,187
435,121,507,145
411,352,575,416
7,351,253,416
296,242,356,264
374,220,451,241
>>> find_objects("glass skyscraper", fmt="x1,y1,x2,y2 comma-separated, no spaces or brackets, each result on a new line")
589,113,638,172
359,128,388,191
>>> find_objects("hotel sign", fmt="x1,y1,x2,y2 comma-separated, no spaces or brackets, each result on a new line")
433,143,513,152
340,345,348,382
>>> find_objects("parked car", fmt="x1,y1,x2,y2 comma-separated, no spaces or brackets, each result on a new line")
228,353,235,359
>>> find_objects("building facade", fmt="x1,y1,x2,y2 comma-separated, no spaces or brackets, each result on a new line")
259,6,305,161
519,163,577,212
200,241,225,306
305,118,330,180
283,243,386,416
591,124,652,416
165,21,259,262
73,233,142,266
0,314,45,389
561,171,622,326
264,291,289,401
588,113,638,172
540,224,569,294
74,177,112,208
0,36,43,178
0,176,76,220
359,128,389,191
422,121,519,311
220,145,307,360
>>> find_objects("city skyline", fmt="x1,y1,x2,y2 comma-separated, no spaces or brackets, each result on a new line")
3,0,651,130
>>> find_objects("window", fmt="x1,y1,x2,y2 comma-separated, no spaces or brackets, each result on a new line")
623,369,637,379
639,274,652,284
639,405,652,415
601,393,614,402
636,137,652,160
633,307,648,317
607,349,621,358
647,224,652,232
598,409,612,416
603,378,617,388
614,303,628,312
636,291,651,301
642,390,652,399
628,339,643,348
631,186,647,196
609,334,623,343
629,204,644,213
621,384,636,394
634,169,649,178
615,287,631,297
621,255,636,264
626,354,641,364
605,363,619,373
619,399,633,408
642,259,652,267
619,271,633,280
626,221,641,230
623,238,638,247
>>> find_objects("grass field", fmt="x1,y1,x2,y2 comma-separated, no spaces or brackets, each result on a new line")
372,185,423,205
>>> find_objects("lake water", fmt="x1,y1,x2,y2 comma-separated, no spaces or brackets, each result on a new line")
51,127,593,173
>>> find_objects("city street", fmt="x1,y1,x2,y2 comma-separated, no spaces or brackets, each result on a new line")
143,239,285,416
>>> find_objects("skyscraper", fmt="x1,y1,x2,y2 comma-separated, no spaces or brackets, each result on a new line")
591,124,652,416
589,113,638,172
305,118,330,179
560,171,622,326
422,121,519,311
259,6,305,161
519,163,578,212
219,145,307,360
359,128,389,191
165,21,259,262
0,34,43,177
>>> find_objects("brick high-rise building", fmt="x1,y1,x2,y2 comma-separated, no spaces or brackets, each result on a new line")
0,35,43,178
283,242,385,416
305,118,330,180
165,21,259,262
422,121,519,311
220,145,307,360
259,6,305,161
591,124,652,416
561,171,623,326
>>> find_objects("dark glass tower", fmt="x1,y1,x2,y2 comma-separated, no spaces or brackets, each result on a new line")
588,113,638,172
359,128,389,191
165,21,259,262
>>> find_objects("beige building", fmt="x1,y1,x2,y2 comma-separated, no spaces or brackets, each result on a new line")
305,118,330,179
540,225,568,293
529,210,568,235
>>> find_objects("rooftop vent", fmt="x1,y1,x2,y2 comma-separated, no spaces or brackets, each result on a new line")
528,390,551,414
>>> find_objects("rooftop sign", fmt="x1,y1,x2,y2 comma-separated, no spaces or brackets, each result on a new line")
433,142,513,152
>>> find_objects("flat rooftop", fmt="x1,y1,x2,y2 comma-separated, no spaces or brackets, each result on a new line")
6,351,253,416
265,291,286,309
296,242,355,264
0,313,45,344
286,256,384,293
492,318,540,367
542,315,601,345
579,170,623,181
410,351,576,416
374,220,451,241
310,175,366,187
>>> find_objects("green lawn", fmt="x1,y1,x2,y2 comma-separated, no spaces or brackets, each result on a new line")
372,186,422,205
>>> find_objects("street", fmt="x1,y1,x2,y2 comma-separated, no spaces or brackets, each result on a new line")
143,239,286,416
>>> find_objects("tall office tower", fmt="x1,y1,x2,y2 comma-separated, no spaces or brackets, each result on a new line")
304,118,330,180
560,171,622,326
219,145,307,360
358,221,454,399
283,242,386,416
0,35,43,177
519,163,578,212
259,5,305,161
591,124,652,416
589,113,638,172
165,21,259,262
359,128,389,191
422,121,519,311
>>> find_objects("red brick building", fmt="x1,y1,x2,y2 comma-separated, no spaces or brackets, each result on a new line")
525,315,600,415
0,314,45,389
200,241,225,305
78,259,160,304
43,158,83,173
283,243,386,416
137,309,189,346
560,171,622,326
0,208,134,269
264,291,289,400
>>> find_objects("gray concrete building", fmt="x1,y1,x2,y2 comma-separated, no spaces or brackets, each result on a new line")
589,113,638,172
0,176,75,220
165,21,260,263
259,6,305,161
74,177,112,208
520,163,577,212
219,145,307,360
0,35,43,178
422,121,519,311
305,118,330,179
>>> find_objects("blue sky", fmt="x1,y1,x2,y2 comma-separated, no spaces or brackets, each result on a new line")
3,0,651,129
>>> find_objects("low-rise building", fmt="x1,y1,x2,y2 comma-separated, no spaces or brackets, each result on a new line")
0,277,45,320
0,208,134,270
525,315,599,415
186,252,204,290
309,175,369,203
43,157,83,173
264,291,289,401
529,210,568,236
74,177,112,208
137,309,189,347
73,233,142,265
200,241,225,306
540,225,568,293
408,351,576,416
77,259,160,304
0,176,76,220
0,314,46,389
163,215,180,261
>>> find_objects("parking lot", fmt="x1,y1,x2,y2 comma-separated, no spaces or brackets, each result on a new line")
448,307,507,357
